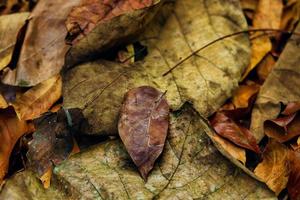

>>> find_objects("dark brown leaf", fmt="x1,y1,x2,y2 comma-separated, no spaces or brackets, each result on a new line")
264,113,300,143
288,150,300,200
282,101,300,115
118,86,169,180
210,112,260,153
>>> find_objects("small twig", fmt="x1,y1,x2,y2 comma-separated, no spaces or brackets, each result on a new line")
162,28,300,76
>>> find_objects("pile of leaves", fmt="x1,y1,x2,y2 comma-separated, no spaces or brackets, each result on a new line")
0,0,299,199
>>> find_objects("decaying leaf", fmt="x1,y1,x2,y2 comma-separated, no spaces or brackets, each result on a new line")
2,0,162,86
264,112,300,143
210,112,260,153
2,0,80,86
232,81,260,109
12,75,62,121
63,0,250,136
250,24,300,142
0,12,28,71
288,150,300,200
254,139,290,195
0,104,276,199
27,109,75,178
118,86,169,180
282,101,300,115
0,112,29,183
241,0,283,80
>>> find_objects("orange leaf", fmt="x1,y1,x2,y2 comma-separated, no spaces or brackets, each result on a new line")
254,140,290,195
39,167,52,189
210,112,260,153
12,75,62,120
241,0,283,80
0,94,8,109
256,53,276,81
288,150,300,200
0,113,29,183
232,82,260,109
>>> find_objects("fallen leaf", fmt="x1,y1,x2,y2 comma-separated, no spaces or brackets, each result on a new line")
264,112,300,143
12,75,62,120
26,109,75,177
209,132,246,165
39,167,52,189
118,86,169,180
65,0,161,66
0,94,7,109
240,0,258,11
281,0,300,32
0,12,28,71
0,112,29,183
250,24,300,142
282,101,300,115
2,0,162,86
288,150,300,200
210,112,260,153
241,0,283,80
0,104,275,199
0,171,67,199
232,81,260,109
0,0,30,15
254,139,290,195
256,53,276,81
63,0,250,136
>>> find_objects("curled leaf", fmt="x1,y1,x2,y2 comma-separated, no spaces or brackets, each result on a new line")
264,112,300,143
232,81,260,109
118,86,169,180
210,112,260,153
254,139,290,195
282,101,300,115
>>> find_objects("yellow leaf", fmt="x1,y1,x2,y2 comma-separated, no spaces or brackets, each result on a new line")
0,94,8,109
40,167,52,189
254,140,290,195
0,114,29,183
12,75,62,120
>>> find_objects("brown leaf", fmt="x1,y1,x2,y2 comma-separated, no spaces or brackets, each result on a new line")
264,113,300,143
254,139,290,195
241,0,283,80
66,0,155,44
281,0,300,32
232,81,260,109
118,86,169,180
0,112,29,183
210,112,260,153
65,0,161,67
250,24,300,141
0,12,28,71
2,0,81,86
256,53,276,82
12,75,62,120
0,0,30,15
0,94,7,109
288,150,300,200
209,133,246,165
282,101,300,115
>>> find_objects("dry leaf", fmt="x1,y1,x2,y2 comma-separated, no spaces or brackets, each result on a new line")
282,101,300,115
256,53,276,81
209,133,246,165
39,167,52,189
0,112,29,183
264,112,300,143
12,75,62,121
0,12,28,71
281,0,300,32
254,139,290,195
251,24,300,141
0,94,7,109
241,0,283,80
63,0,250,136
0,105,275,199
288,150,300,200
0,0,30,15
118,86,169,180
210,112,260,153
232,81,260,108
